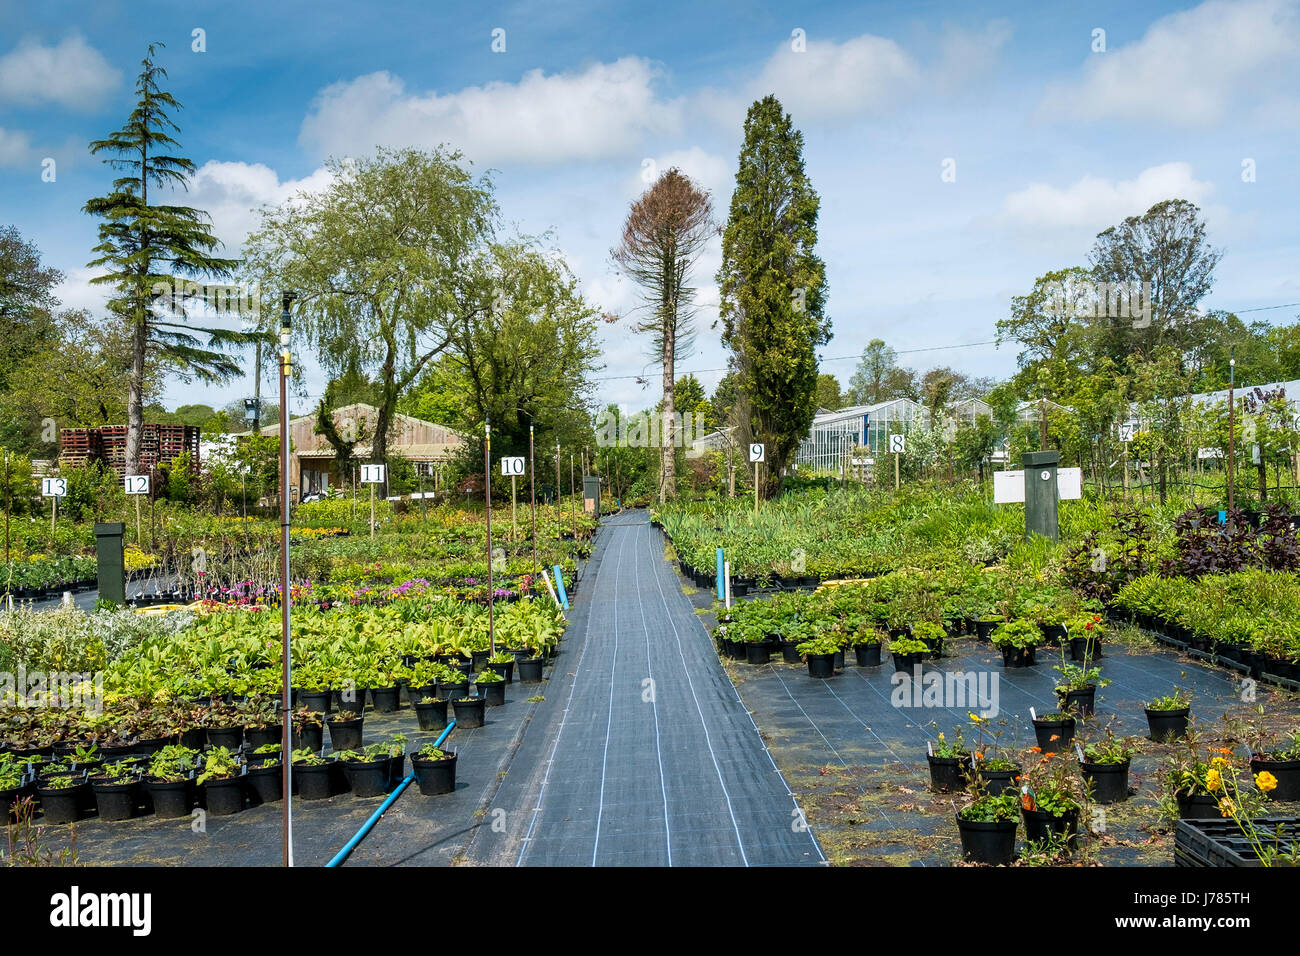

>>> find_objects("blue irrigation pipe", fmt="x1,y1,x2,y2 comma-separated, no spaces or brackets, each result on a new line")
324,719,457,868
552,564,569,609
716,547,724,601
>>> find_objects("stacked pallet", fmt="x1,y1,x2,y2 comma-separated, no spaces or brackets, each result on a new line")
58,424,201,476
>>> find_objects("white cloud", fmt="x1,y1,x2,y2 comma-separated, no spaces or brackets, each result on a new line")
298,57,682,166
0,127,36,167
0,35,121,110
625,147,733,203
752,34,919,120
1001,162,1215,229
1037,0,1300,127
178,161,335,251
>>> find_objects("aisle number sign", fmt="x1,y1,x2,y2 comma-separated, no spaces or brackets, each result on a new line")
124,474,150,495
360,464,386,484
889,434,906,454
41,477,67,497
1119,423,1135,443
500,456,525,476
748,443,765,463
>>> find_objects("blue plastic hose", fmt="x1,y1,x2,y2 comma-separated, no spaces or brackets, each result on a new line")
324,719,456,867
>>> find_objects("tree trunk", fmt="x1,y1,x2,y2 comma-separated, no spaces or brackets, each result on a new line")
660,324,676,501
125,317,147,476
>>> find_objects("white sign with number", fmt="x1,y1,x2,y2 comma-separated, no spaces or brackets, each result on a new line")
889,434,906,454
748,443,765,463
1119,423,1135,443
124,474,150,495
41,477,67,498
500,456,525,477
360,464,386,484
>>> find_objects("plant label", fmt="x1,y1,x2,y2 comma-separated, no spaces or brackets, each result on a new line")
360,464,386,484
889,434,905,454
124,474,150,495
41,477,67,498
748,443,765,463
500,456,525,476
1119,423,1135,443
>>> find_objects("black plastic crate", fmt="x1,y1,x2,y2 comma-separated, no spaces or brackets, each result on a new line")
1175,817,1300,867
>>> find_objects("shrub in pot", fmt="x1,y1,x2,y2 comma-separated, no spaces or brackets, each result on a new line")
197,746,245,816
992,619,1041,668
36,772,89,824
1067,612,1105,661
1079,737,1134,804
369,685,401,714
292,749,334,800
327,710,364,752
243,757,282,805
291,707,324,752
796,636,840,679
1145,689,1192,741
335,747,393,798
852,635,882,667
955,791,1020,865
411,744,457,796
1018,750,1085,851
90,760,144,821
1031,712,1076,753
144,744,200,818
888,637,928,674
516,654,544,682
926,729,970,792
414,697,450,731
485,651,515,683
474,669,506,706
911,621,945,660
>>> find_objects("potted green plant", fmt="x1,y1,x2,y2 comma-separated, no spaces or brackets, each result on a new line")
291,706,325,752
291,748,334,800
796,635,840,679
911,621,945,660
414,695,451,732
327,709,364,752
1053,637,1109,716
485,650,515,683
1145,688,1192,741
1248,729,1300,802
410,743,457,796
850,624,883,667
196,746,244,815
1031,711,1076,753
992,619,1041,667
1067,611,1105,661
888,636,929,674
473,669,506,706
926,727,970,792
144,744,199,818
1079,735,1135,805
35,772,89,824
89,759,144,821
955,790,1020,865
452,695,486,728
1018,749,1085,850
243,752,282,806
335,746,393,798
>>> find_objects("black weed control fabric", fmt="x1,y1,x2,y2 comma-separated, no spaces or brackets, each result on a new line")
465,510,825,867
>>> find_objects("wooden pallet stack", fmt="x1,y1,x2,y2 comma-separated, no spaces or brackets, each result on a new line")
58,424,201,476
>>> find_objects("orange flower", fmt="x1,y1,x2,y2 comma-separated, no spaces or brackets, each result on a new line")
1044,752,1056,758
1049,734,1060,742
1031,746,1042,753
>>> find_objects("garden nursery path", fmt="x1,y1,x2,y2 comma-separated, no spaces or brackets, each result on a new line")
462,509,825,866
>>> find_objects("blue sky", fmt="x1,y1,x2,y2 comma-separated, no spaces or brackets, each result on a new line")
2,0,1298,416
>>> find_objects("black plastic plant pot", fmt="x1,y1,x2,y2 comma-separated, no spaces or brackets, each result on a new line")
299,690,332,714
781,641,802,664
927,754,967,793
854,643,882,667
36,782,90,824
517,658,545,683
414,698,450,731
1250,756,1300,801
332,688,366,712
202,777,245,816
295,763,334,800
745,642,772,665
479,682,506,707
892,651,923,674
833,649,845,669
146,779,194,818
471,649,490,671
412,752,457,796
440,679,471,700
1145,707,1190,742
327,716,364,752
486,660,514,683
1022,808,1079,848
1081,759,1130,804
292,724,324,753
1069,637,1103,661
1000,646,1037,668
1039,623,1068,646
725,640,747,661
342,758,392,798
971,766,1021,796
206,725,245,751
243,764,282,805
133,736,170,757
98,743,138,761
1032,717,1076,753
806,653,836,679
1177,792,1222,819
245,725,283,751
453,697,486,729
974,620,999,641
408,684,439,705
179,728,205,750
91,779,142,821
370,686,401,714
1057,686,1096,717
389,754,405,783
956,816,1018,866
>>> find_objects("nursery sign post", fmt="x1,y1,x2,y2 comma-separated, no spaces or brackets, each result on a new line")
361,464,385,537
502,456,525,541
278,291,296,868
749,443,765,513
485,420,496,655
889,433,906,490
41,476,66,534
125,473,149,546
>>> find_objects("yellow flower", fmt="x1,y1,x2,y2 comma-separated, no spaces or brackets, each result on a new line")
1210,756,1229,769
1205,768,1222,792
1255,771,1278,793
1217,797,1236,817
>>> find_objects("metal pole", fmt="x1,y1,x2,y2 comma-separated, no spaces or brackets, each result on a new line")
1227,355,1236,522
4,452,9,569
754,460,759,514
278,291,295,869
555,442,561,540
529,424,538,582
485,420,495,655
511,474,517,541
570,453,576,532
369,482,375,537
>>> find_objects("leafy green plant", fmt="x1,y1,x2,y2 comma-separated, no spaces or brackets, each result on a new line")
991,618,1041,649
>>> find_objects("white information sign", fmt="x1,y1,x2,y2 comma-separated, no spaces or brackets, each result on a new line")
889,434,906,454
500,456,525,476
748,443,765,463
124,474,150,495
360,464,386,484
